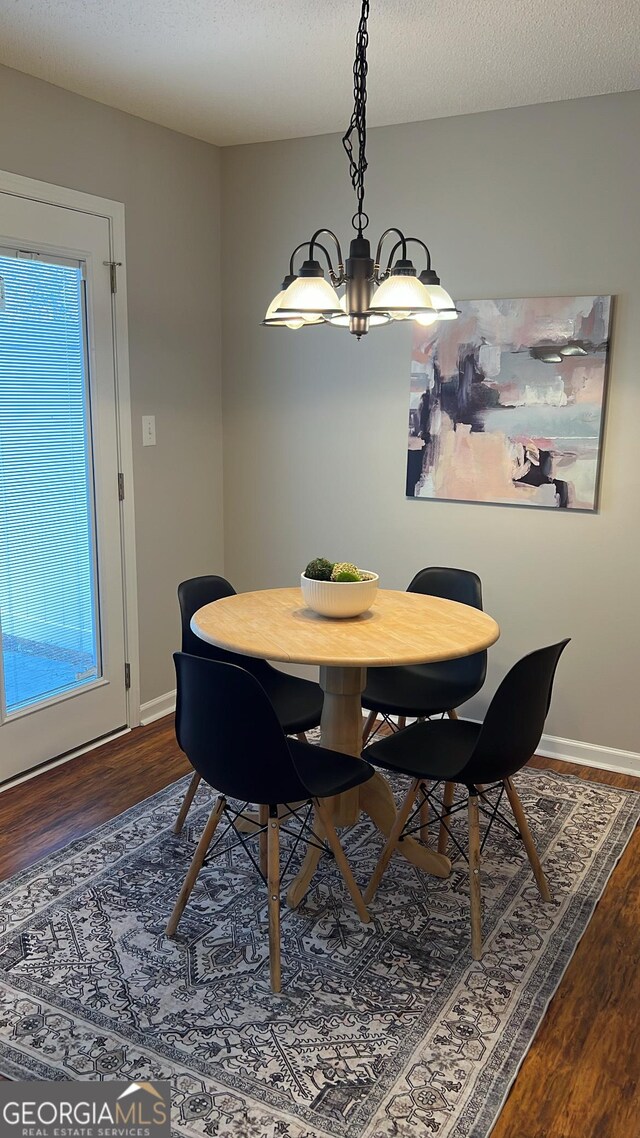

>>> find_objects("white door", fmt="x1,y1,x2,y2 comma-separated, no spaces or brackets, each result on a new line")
0,191,128,781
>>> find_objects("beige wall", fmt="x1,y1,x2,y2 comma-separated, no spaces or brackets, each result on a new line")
221,92,640,754
0,64,224,705
2,65,638,753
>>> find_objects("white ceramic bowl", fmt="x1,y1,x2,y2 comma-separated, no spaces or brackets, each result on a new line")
300,571,379,618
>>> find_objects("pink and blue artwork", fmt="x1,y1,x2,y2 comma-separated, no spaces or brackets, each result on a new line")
407,296,612,510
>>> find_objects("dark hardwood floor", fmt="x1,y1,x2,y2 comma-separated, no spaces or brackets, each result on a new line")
0,719,638,1137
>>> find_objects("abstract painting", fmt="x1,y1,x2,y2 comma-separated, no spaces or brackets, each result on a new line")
407,296,612,510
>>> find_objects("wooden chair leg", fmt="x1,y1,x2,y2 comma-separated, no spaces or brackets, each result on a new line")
436,710,460,855
296,732,307,743
362,709,378,745
468,793,483,960
259,804,268,876
167,795,225,935
505,777,552,902
438,781,455,854
173,770,202,835
267,809,281,993
314,798,370,924
419,782,429,842
397,715,406,730
364,777,421,903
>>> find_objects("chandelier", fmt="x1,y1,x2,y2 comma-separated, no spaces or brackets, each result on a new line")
263,0,458,339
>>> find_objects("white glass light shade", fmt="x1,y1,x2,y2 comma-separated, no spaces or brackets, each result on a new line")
369,274,436,321
326,294,391,327
277,275,341,315
264,290,304,329
423,282,458,321
424,283,455,309
264,290,323,329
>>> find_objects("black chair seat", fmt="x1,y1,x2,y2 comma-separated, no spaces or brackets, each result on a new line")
168,654,374,992
261,669,324,735
363,641,570,962
287,738,372,799
367,718,482,782
363,662,482,718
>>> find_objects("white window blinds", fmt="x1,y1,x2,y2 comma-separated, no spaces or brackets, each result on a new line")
0,251,100,713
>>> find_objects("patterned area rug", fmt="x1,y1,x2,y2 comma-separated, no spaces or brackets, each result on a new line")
0,761,637,1138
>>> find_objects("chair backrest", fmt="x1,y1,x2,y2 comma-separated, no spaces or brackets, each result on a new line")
174,653,310,804
408,566,483,609
178,575,270,677
408,566,487,694
464,639,570,783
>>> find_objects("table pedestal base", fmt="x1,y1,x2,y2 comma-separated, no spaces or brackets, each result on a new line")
285,664,451,909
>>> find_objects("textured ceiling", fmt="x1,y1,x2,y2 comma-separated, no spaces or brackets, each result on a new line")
0,0,638,146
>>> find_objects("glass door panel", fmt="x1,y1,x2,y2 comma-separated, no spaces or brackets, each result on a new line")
0,252,102,716
0,188,128,782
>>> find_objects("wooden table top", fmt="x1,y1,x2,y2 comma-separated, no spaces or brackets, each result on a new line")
192,587,500,668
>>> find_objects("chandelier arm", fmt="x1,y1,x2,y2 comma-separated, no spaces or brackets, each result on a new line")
373,228,407,277
309,229,345,279
342,0,370,236
287,242,313,277
312,241,341,283
401,237,432,272
384,236,433,275
384,240,403,272
288,239,341,284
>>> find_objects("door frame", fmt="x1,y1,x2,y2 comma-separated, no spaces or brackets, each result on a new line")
0,169,140,728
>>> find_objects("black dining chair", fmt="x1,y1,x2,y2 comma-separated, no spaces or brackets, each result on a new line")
173,575,324,834
363,640,570,959
166,653,373,992
361,567,487,744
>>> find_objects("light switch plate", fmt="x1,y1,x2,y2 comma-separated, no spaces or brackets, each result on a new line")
142,415,156,446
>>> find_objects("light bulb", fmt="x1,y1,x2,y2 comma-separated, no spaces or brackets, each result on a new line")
414,309,439,326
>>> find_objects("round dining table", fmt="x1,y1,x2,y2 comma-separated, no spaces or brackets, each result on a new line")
192,586,500,907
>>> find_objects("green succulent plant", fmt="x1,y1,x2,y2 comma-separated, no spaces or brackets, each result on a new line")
304,557,335,581
330,561,362,582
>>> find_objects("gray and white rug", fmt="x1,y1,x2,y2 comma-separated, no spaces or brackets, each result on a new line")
0,763,637,1138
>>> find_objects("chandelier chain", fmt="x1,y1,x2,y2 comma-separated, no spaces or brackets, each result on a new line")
264,0,457,337
342,0,370,235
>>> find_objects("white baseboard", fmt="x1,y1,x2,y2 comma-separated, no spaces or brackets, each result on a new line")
535,732,640,778
140,696,640,779
458,718,639,779
140,689,176,725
